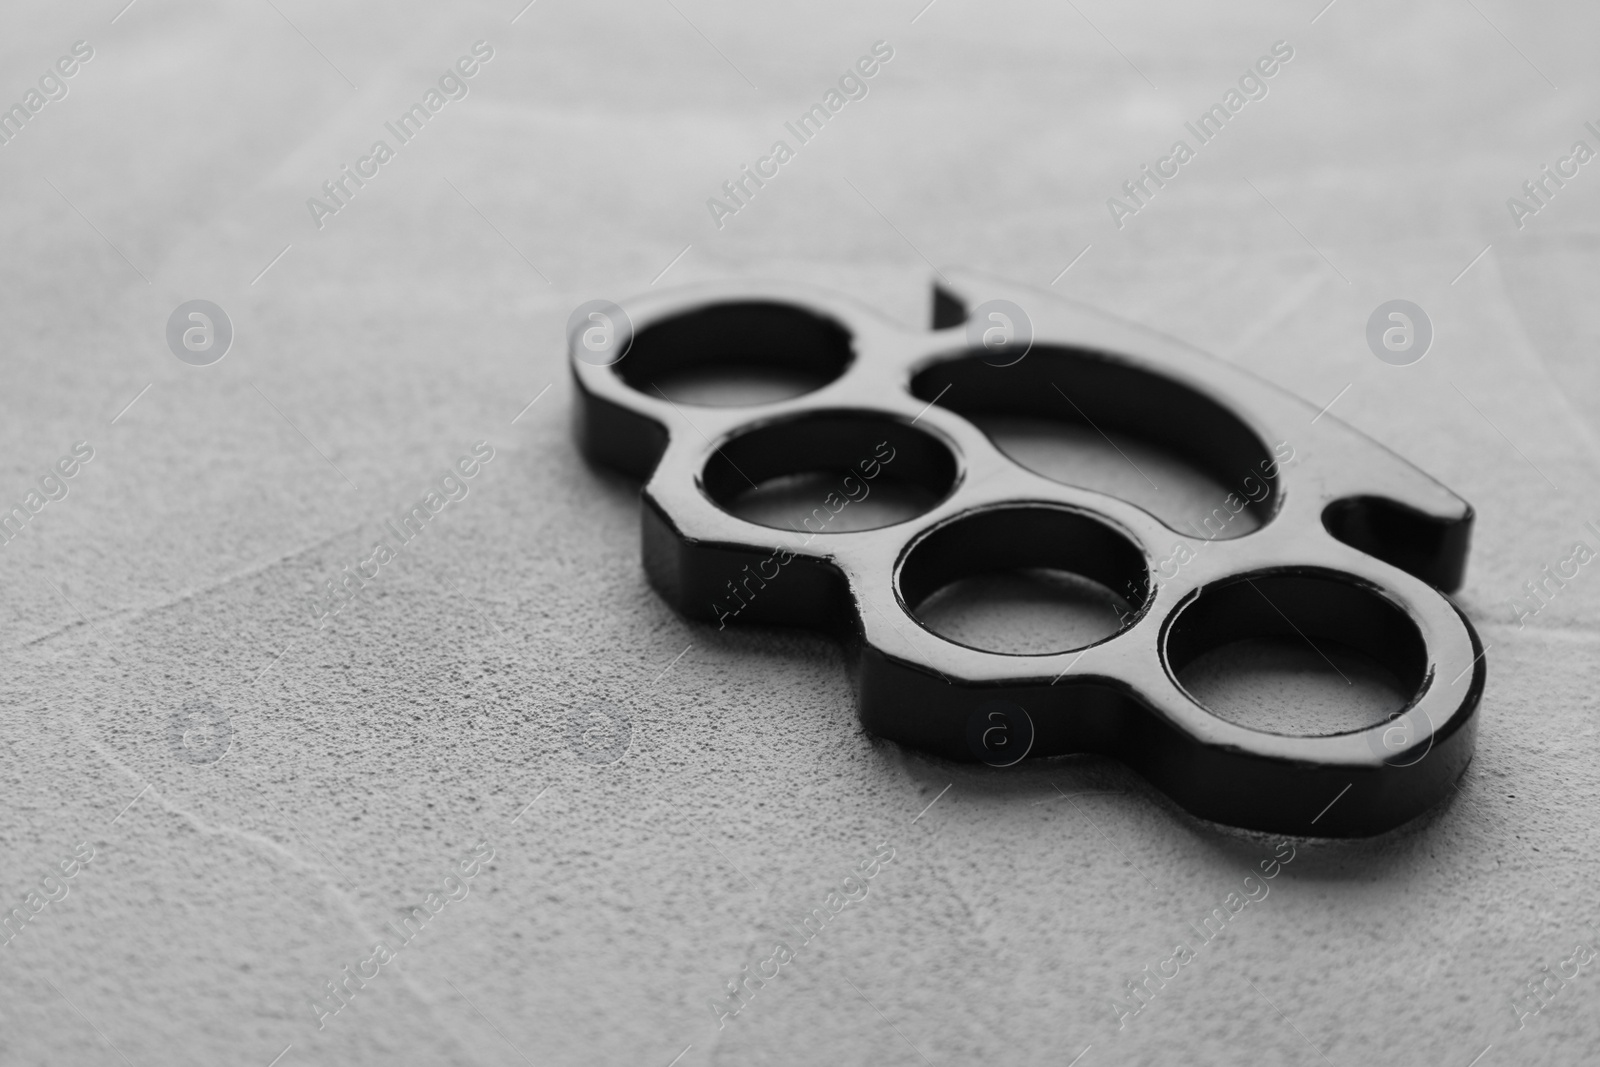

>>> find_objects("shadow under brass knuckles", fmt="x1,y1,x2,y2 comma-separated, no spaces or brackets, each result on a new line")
570,270,1484,838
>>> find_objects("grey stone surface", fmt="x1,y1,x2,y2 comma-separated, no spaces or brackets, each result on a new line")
1,0,1599,1064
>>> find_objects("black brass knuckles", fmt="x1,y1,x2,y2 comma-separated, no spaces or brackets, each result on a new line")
569,270,1485,837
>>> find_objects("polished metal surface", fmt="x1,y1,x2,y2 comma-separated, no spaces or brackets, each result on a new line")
571,270,1484,837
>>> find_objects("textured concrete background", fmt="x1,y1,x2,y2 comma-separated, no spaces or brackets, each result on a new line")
2,0,1600,1064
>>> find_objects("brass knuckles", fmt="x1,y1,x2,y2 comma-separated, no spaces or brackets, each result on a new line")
570,269,1484,837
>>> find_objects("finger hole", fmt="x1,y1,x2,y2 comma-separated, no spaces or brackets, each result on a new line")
702,413,957,533
620,301,853,406
1163,571,1427,737
898,505,1150,655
